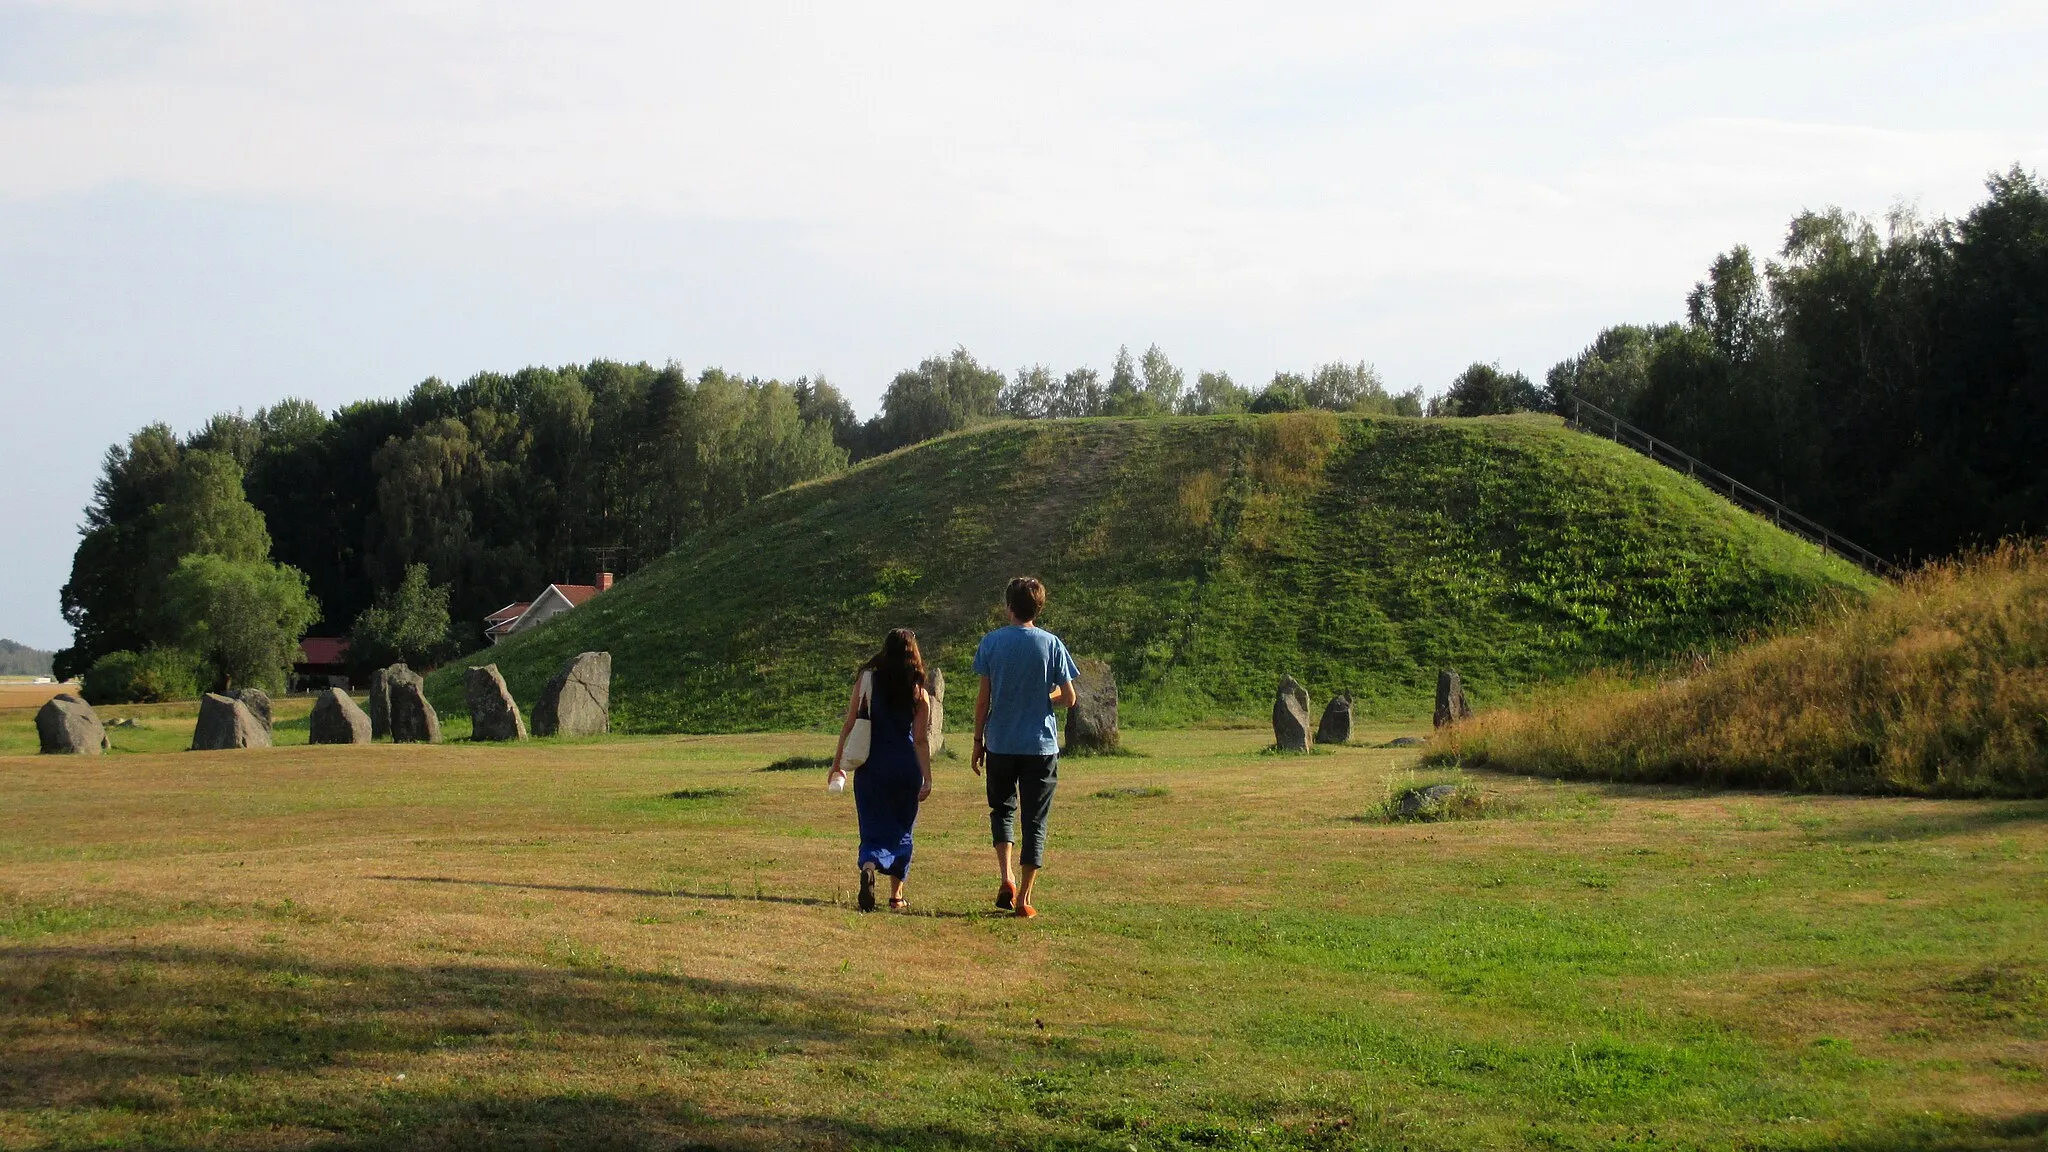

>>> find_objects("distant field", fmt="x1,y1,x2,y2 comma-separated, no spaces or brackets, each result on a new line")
0,681,75,713
2,729,2042,1149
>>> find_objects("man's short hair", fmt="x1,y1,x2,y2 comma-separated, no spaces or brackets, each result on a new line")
1005,577,1046,623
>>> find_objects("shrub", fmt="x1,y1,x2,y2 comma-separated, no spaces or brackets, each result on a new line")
81,648,201,705
1428,541,2048,797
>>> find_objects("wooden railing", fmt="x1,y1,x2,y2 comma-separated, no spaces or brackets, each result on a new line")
1565,397,1899,578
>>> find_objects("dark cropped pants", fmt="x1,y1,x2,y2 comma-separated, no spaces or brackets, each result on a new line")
985,752,1059,867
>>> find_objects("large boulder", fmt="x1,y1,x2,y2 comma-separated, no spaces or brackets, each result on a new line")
922,666,945,754
1273,676,1311,752
533,651,611,737
1316,693,1353,746
387,668,442,744
368,664,408,740
1064,658,1120,754
36,694,108,755
464,664,527,741
1434,668,1473,729
230,687,273,736
308,688,373,745
191,693,271,751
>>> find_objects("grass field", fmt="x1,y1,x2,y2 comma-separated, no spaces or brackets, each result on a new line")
3,719,2043,1150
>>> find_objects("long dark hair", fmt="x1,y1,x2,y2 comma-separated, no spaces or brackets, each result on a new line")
861,628,926,713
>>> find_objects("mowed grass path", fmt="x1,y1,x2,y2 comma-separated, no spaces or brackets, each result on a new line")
1,721,2044,1151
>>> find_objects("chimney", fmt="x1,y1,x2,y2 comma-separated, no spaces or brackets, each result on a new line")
598,571,614,592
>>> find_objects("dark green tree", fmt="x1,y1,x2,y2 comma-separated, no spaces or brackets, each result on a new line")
55,424,183,678
1436,363,1542,416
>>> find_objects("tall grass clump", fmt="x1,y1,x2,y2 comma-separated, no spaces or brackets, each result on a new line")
1427,541,2048,797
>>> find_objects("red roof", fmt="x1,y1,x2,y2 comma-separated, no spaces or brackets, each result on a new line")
486,601,531,624
298,637,350,666
551,584,601,607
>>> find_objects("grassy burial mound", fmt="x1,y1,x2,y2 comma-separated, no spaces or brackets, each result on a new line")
433,412,1875,732
1428,542,2048,797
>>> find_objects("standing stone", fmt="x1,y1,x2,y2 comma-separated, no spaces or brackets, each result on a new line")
230,687,273,736
308,688,373,745
387,668,442,744
1064,658,1120,754
36,694,108,755
922,666,945,755
369,664,408,740
1434,668,1473,729
1273,675,1311,752
532,651,611,737
1316,693,1353,746
464,663,527,741
191,693,271,750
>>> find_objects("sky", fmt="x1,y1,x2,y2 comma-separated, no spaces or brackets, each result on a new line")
2,1,2045,652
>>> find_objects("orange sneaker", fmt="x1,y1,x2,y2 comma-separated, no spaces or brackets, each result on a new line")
995,882,1016,910
1013,903,1037,919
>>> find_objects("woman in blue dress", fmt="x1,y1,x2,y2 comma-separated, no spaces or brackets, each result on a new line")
828,628,934,912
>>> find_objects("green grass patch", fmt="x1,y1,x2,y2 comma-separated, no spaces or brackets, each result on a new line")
1092,785,1170,800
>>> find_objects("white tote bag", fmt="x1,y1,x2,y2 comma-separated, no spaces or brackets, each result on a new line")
839,671,874,769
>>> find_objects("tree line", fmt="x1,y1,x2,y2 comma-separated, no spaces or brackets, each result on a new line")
1514,166,2047,565
56,165,2046,690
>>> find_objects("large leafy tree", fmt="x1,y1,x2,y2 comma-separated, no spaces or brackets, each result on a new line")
162,553,321,692
864,349,1006,454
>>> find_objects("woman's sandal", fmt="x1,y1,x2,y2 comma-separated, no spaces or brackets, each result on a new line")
889,897,909,911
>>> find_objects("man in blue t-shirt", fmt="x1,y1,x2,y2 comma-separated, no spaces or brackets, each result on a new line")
972,576,1080,919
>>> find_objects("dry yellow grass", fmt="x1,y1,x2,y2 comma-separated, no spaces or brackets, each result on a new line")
0,683,77,713
2,727,2044,1149
1432,541,2048,796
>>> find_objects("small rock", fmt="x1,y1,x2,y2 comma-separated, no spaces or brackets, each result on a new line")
230,687,273,735
191,693,271,751
1064,658,1120,754
1395,783,1460,818
464,663,527,741
386,668,441,744
533,652,611,737
1383,736,1426,748
36,694,108,755
1433,668,1473,729
1316,694,1353,746
1272,676,1311,752
308,688,373,745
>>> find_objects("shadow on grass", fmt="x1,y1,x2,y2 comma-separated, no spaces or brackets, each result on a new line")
1815,800,2048,843
5,941,2040,1151
0,942,1322,1151
368,874,983,920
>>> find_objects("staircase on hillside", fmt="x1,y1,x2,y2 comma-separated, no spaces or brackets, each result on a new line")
1564,397,1899,579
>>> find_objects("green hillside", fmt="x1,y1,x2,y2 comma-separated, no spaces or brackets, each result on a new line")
428,412,1879,731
